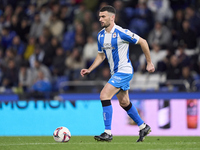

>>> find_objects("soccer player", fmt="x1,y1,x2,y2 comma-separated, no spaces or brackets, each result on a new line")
80,5,155,142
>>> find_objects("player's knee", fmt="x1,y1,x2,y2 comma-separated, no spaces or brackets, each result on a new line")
119,98,130,108
100,94,107,100
100,92,109,100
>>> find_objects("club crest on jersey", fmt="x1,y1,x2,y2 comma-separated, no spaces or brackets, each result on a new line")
113,32,117,38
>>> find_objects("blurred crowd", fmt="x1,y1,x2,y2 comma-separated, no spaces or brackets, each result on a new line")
0,0,200,97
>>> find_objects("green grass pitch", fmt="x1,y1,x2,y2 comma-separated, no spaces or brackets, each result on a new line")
0,136,200,150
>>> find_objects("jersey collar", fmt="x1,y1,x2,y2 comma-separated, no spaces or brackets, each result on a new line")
105,24,116,34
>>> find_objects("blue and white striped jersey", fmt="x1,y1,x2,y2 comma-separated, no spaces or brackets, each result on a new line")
97,24,140,75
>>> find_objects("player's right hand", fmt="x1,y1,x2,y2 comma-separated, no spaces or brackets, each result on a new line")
80,69,91,77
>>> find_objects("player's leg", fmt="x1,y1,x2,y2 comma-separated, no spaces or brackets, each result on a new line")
116,90,151,142
94,82,120,142
116,90,144,127
100,82,120,132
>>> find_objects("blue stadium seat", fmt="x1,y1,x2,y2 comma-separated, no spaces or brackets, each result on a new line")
52,76,69,92
159,86,169,92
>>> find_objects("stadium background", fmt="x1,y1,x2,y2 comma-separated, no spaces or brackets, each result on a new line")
0,0,200,136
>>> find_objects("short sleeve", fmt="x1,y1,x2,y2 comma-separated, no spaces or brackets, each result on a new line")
119,29,140,44
97,34,103,53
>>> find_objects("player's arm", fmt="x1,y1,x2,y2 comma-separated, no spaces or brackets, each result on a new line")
80,52,106,77
137,37,155,73
120,29,155,73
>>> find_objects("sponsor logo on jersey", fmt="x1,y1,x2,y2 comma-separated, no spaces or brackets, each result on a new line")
102,43,115,51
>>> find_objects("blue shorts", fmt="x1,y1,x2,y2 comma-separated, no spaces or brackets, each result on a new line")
108,72,133,91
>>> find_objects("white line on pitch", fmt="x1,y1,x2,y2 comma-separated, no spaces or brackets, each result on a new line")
0,142,199,146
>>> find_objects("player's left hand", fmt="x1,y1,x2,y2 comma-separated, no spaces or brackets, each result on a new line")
146,62,155,73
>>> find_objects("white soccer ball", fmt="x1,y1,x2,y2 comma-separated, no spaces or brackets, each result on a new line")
53,127,71,142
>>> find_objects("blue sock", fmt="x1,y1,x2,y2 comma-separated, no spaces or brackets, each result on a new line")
123,102,144,126
101,100,112,130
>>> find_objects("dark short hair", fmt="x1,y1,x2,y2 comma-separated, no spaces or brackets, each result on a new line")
100,5,116,14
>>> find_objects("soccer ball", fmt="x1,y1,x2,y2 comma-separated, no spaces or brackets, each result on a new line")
53,127,71,142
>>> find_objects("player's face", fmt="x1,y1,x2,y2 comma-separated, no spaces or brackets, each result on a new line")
99,11,113,28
